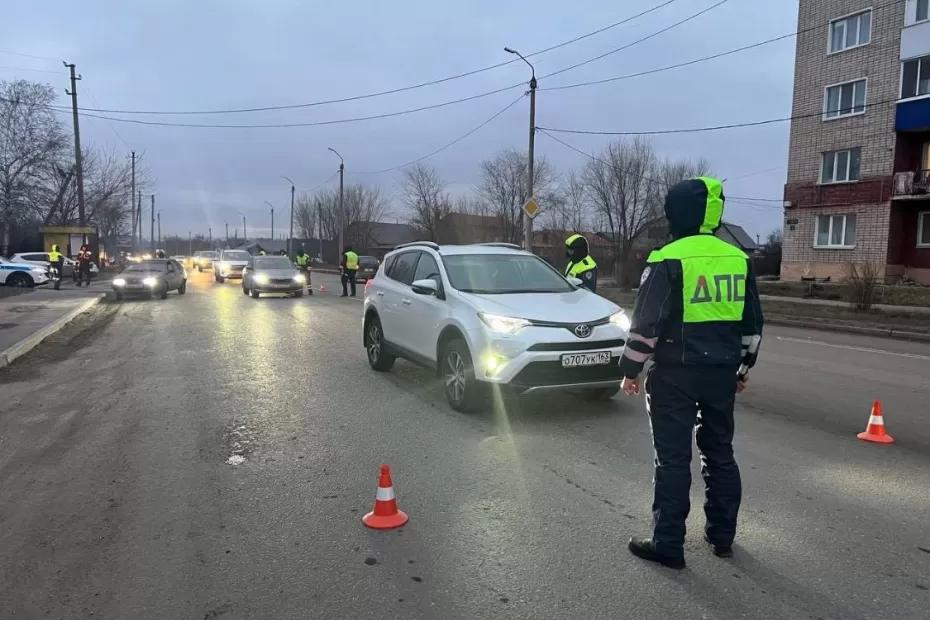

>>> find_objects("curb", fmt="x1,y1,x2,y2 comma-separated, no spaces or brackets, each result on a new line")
766,315,930,343
0,294,104,368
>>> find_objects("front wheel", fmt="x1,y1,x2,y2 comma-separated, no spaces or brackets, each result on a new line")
442,338,484,413
198,266,203,273
365,316,395,371
159,285,169,300
115,292,123,301
293,289,304,298
178,280,187,295
249,288,260,298
6,273,32,288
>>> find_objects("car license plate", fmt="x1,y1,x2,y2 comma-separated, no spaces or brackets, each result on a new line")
561,351,611,367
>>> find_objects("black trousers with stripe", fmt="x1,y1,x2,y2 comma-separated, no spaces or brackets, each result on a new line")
644,364,742,558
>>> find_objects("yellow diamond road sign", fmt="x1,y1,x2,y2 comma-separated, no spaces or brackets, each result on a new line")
523,197,540,219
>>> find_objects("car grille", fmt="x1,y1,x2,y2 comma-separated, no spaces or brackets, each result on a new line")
124,277,142,285
527,339,625,352
511,357,623,387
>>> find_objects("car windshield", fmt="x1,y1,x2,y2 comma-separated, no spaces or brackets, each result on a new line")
442,254,574,294
222,251,250,261
203,252,218,258
359,256,379,267
253,257,292,270
125,261,167,272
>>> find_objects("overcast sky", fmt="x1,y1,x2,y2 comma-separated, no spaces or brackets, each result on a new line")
1,0,797,240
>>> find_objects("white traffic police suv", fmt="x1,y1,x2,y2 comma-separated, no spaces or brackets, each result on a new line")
363,242,631,411
0,257,50,288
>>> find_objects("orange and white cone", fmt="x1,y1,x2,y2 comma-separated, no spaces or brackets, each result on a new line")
363,464,409,529
319,282,327,293
857,400,894,444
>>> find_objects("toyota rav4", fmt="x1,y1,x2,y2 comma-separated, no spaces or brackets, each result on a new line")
363,242,630,411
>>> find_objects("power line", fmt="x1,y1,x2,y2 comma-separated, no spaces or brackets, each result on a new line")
356,93,525,174
539,0,729,80
0,49,60,62
47,0,684,116
542,0,907,91
0,65,65,75
537,97,899,136
537,128,783,204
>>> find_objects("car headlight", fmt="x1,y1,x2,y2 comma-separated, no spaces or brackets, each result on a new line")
293,273,306,284
609,310,631,332
253,274,270,285
142,277,159,287
113,278,126,287
478,312,531,335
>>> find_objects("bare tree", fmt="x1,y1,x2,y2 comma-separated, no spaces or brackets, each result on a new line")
584,138,709,287
0,80,68,254
294,192,319,238
479,148,554,244
312,183,387,247
540,170,589,232
401,163,451,240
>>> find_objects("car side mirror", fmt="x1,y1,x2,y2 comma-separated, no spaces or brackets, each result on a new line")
411,278,438,296
568,276,583,286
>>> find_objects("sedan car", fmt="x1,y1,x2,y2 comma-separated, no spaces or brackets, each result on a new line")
363,242,630,411
193,251,218,272
112,259,187,300
0,257,50,287
214,250,250,282
241,255,307,298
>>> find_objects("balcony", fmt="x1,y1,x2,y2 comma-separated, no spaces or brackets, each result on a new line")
892,170,930,199
896,97,930,132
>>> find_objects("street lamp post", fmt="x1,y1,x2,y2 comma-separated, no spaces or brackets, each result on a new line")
281,176,296,257
328,147,345,259
505,46,537,252
264,201,275,242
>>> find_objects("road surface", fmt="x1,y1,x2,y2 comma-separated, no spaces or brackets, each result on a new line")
1,270,928,619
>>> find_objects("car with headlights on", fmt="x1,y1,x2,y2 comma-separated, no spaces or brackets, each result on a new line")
362,242,630,412
0,257,50,288
241,255,307,298
214,250,250,282
193,250,218,272
112,259,187,300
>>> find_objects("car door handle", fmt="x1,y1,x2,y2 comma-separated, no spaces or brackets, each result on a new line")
401,298,411,305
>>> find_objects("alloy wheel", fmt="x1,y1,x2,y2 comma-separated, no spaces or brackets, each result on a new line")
445,351,466,404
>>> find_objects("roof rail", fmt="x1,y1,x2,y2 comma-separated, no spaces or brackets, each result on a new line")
392,241,440,251
477,242,523,250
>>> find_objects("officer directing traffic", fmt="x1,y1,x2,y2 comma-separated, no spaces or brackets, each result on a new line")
619,177,763,570
341,245,359,297
295,247,313,295
48,244,64,290
564,233,598,292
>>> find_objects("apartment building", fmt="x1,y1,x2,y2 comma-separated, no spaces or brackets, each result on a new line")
782,0,930,284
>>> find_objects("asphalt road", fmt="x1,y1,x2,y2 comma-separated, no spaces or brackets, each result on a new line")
1,270,928,620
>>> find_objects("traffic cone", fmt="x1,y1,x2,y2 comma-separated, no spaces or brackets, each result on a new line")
857,400,894,444
363,464,409,529
319,282,327,293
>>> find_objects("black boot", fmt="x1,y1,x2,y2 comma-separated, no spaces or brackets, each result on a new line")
628,536,685,570
704,535,733,558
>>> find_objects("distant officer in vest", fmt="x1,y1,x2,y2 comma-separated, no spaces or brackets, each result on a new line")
48,244,64,290
295,247,313,295
341,245,359,297
620,177,763,570
564,233,598,292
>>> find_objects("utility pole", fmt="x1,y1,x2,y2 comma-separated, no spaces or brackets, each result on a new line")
282,176,296,257
318,201,323,260
504,47,536,251
150,195,156,251
328,148,345,257
225,222,229,245
189,231,192,256
157,211,161,246
137,191,143,248
64,62,87,230
130,151,136,246
242,215,247,242
265,201,275,243
209,227,212,248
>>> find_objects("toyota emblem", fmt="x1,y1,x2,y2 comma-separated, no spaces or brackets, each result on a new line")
574,324,592,338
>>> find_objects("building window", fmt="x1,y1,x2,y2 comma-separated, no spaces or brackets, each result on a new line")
821,148,862,183
915,0,929,23
829,10,872,53
901,55,930,99
918,212,930,247
815,214,857,248
824,79,867,118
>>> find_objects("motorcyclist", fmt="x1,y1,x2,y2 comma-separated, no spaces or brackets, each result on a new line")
48,244,64,290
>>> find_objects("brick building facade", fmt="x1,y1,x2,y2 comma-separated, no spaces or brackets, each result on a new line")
782,0,930,284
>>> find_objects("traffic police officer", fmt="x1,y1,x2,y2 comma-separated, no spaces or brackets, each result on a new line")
295,248,313,295
564,233,598,292
341,245,359,297
48,244,64,290
619,177,763,570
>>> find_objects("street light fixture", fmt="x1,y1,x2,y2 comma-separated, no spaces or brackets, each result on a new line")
281,175,296,257
328,147,345,258
264,200,275,242
505,46,537,252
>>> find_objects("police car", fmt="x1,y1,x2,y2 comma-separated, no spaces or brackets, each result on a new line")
0,257,50,287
